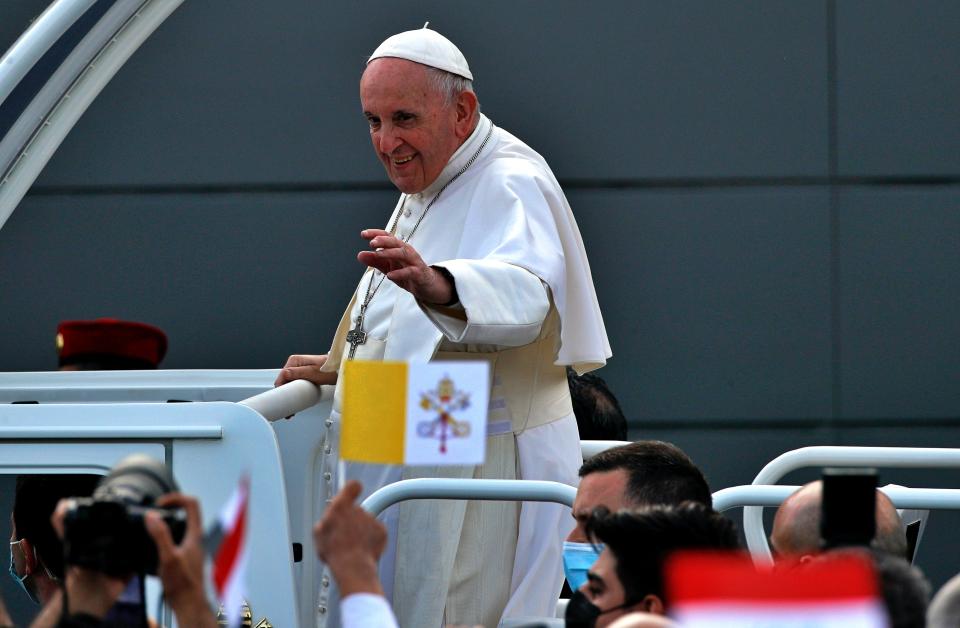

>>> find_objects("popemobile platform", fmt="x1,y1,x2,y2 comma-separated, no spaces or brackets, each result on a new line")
0,371,331,627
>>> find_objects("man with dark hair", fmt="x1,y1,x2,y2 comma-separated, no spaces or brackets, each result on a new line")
570,441,711,542
567,367,627,441
563,441,712,592
566,503,740,627
9,475,100,606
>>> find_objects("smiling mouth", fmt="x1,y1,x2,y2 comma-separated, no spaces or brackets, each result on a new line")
393,155,415,165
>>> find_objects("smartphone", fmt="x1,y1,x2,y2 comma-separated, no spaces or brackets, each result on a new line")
820,468,877,550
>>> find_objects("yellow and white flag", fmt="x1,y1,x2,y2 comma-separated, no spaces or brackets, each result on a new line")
340,360,489,465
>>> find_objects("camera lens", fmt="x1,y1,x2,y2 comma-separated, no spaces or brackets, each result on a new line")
94,454,179,505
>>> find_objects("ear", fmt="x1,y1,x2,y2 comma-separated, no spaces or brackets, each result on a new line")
18,538,37,575
639,594,666,615
453,90,479,140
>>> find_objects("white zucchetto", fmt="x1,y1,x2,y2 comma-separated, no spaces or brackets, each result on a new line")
368,26,473,80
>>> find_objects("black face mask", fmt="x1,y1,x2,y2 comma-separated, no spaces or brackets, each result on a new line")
565,590,638,628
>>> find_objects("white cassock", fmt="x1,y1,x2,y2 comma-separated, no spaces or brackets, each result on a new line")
314,113,610,628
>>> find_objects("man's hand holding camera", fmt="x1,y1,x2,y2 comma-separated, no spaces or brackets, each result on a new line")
144,494,215,627
45,494,215,627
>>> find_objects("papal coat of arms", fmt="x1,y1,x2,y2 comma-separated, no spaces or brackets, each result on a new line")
416,374,472,453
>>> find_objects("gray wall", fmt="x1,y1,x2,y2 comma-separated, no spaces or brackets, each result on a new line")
1,0,959,596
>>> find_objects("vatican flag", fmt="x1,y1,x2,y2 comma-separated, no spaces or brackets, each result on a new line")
340,360,490,466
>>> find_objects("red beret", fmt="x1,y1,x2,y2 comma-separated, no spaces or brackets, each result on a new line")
56,318,168,368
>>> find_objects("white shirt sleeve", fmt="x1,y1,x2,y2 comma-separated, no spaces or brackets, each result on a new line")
419,259,550,346
340,593,400,628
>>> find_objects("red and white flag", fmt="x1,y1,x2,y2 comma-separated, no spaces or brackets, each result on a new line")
666,551,888,627
211,476,249,627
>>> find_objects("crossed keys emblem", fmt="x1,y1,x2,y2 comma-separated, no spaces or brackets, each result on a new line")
416,375,472,453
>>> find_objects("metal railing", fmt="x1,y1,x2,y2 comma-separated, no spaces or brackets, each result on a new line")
717,484,960,514
361,478,577,516
581,440,631,460
743,446,960,561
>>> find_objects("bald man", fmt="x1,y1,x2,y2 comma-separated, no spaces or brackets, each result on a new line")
770,480,907,559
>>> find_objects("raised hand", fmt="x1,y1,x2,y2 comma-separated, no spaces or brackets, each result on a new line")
358,229,454,305
144,493,217,628
313,480,387,597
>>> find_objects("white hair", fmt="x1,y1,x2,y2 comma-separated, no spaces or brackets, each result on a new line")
426,67,478,109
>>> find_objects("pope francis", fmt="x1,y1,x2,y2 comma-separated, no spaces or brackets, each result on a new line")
277,26,611,627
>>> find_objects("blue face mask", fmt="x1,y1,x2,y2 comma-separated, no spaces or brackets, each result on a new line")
9,540,40,605
562,541,602,591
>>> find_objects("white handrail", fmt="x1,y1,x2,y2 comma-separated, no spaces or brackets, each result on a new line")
0,425,221,439
361,478,577,516
0,0,96,106
744,446,960,562
714,485,798,512
716,484,960,514
238,379,326,422
581,440,631,460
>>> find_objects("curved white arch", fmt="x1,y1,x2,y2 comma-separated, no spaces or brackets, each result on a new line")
0,0,186,232
0,0,96,106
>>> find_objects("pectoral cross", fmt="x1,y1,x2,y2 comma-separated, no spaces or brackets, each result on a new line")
346,311,367,360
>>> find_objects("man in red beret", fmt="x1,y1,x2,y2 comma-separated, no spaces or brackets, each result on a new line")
56,318,167,370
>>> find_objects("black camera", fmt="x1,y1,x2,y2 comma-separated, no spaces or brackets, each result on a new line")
63,454,187,576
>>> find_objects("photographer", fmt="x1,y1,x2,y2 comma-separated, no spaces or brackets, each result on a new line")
9,476,100,611
39,494,216,628
32,459,217,628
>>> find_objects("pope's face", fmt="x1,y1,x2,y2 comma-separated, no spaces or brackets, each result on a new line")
360,58,463,194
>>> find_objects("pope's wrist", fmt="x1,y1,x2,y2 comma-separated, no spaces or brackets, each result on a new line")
429,265,459,306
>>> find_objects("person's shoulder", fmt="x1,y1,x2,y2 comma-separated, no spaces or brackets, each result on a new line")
489,127,552,169
479,136,557,189
482,154,544,180
471,156,559,208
